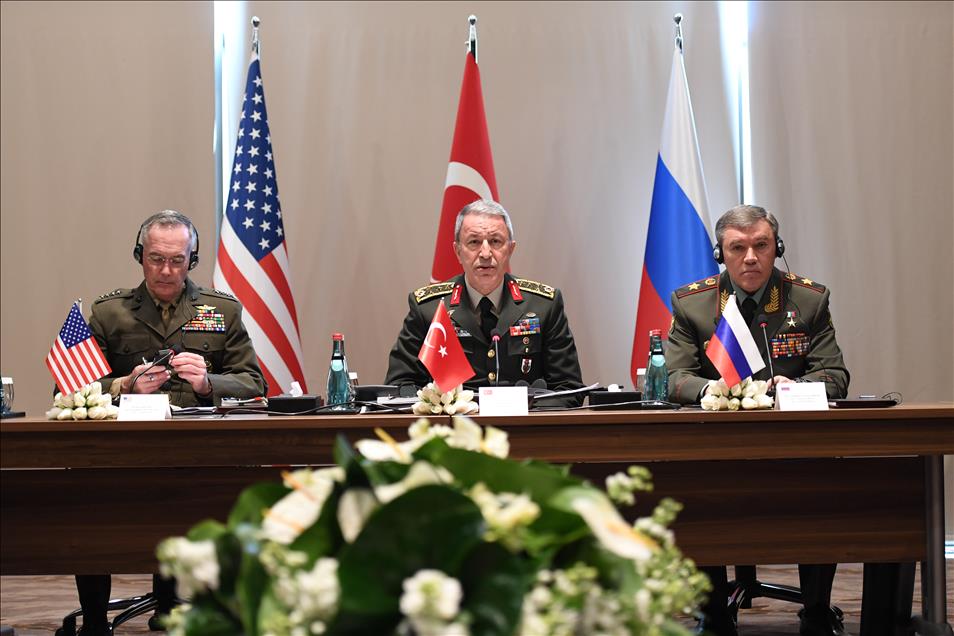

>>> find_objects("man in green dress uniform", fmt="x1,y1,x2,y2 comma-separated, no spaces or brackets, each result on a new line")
386,200,584,407
74,210,266,635
666,205,910,636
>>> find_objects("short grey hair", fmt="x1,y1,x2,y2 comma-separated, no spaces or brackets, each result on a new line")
715,205,779,245
454,200,515,242
139,209,198,254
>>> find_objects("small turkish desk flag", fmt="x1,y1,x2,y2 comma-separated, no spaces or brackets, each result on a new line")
418,300,475,392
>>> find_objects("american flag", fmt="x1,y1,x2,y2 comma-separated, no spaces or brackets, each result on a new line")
46,302,111,395
213,53,306,395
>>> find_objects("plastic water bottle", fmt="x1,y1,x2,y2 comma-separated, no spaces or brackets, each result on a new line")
644,329,669,401
326,333,354,409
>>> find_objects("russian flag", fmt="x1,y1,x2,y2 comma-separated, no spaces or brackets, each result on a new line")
630,41,718,387
706,294,766,388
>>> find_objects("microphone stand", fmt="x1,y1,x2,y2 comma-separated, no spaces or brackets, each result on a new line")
758,317,776,395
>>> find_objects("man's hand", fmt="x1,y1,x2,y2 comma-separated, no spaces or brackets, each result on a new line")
170,351,212,395
124,363,171,394
767,375,794,391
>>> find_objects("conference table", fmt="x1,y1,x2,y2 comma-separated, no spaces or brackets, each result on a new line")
2,404,952,626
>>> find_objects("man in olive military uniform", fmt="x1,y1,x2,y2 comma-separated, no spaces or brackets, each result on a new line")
386,200,584,408
75,210,266,635
666,205,911,636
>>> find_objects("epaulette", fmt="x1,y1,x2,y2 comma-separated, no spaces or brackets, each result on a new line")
93,288,134,303
414,282,455,304
200,287,239,301
515,278,556,300
783,272,826,293
674,276,720,299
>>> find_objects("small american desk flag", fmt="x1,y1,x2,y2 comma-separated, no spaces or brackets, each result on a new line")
46,302,111,395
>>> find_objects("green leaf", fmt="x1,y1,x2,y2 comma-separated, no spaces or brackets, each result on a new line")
235,539,268,636
458,542,533,636
181,595,243,636
185,519,228,542
228,482,289,528
336,485,484,619
414,443,583,501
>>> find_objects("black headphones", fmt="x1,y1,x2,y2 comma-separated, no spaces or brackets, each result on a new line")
713,235,785,264
133,211,200,271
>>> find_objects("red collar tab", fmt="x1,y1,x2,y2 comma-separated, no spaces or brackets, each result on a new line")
508,279,524,302
450,284,463,307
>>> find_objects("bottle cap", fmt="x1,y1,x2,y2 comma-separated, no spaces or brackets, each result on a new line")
332,332,344,341
649,328,662,337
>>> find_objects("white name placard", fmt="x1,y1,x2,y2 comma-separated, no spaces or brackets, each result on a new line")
775,382,829,411
478,386,529,416
118,393,171,420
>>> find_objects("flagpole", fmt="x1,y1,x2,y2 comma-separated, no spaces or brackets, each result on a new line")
468,15,478,62
251,16,260,57
673,13,683,53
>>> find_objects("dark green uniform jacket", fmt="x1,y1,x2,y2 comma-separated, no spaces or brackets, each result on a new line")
89,279,266,406
385,273,584,407
666,268,849,403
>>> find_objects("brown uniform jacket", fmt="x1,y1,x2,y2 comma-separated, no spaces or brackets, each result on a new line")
88,279,266,406
666,268,849,403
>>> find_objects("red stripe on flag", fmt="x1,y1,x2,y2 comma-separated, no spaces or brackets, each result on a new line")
257,359,282,400
259,250,302,335
706,333,741,388
46,352,72,395
216,244,306,385
630,266,672,388
53,339,81,392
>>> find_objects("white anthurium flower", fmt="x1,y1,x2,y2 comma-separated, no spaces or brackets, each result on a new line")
742,381,758,399
262,470,337,545
705,380,722,398
400,569,463,622
570,491,658,563
729,382,743,398
741,396,757,410
87,381,103,397
54,392,72,409
46,407,63,420
157,537,219,598
756,393,774,409
73,393,87,408
96,394,112,408
72,407,88,420
700,394,721,411
726,397,741,411
448,416,482,451
57,408,73,420
375,461,453,504
105,404,120,418
337,488,378,543
87,406,108,420
355,428,418,464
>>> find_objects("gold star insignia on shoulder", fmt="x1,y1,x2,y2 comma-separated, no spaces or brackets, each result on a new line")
688,282,700,291
704,277,716,286
801,277,813,285
787,272,797,280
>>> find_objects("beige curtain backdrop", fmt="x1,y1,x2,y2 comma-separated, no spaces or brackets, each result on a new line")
1,0,214,408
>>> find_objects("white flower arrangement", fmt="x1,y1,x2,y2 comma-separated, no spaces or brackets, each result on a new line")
700,377,774,411
156,417,709,636
412,382,479,416
46,382,118,420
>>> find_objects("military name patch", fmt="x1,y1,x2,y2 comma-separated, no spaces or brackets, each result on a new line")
509,317,541,336
184,306,226,332
771,332,810,358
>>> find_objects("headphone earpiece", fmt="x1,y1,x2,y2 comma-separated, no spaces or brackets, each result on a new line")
712,235,785,264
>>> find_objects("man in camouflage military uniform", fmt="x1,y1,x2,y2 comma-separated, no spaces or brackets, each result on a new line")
386,200,584,408
666,205,910,636
75,210,266,635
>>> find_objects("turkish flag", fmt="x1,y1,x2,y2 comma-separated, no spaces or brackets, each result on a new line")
418,300,475,392
431,51,499,282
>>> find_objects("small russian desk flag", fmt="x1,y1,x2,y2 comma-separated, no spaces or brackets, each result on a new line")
706,295,766,388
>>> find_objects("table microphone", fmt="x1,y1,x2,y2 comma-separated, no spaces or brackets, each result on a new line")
757,314,777,393
490,328,502,386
